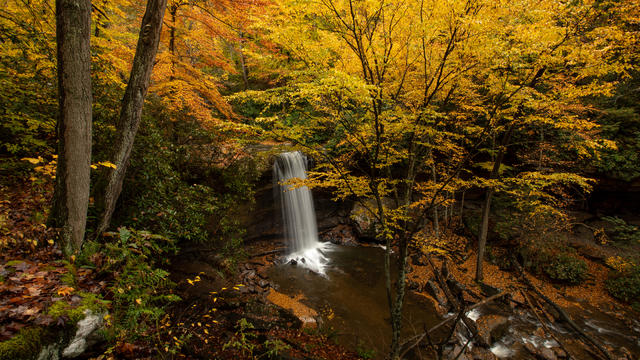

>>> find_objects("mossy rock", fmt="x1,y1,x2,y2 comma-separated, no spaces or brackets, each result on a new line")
47,292,108,323
0,327,55,360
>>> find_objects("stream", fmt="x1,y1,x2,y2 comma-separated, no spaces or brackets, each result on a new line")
267,244,640,359
265,151,639,359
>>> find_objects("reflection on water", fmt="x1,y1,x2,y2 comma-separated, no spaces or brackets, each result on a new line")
268,245,440,358
268,244,640,359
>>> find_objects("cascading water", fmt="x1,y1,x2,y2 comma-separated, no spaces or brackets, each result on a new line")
274,151,329,274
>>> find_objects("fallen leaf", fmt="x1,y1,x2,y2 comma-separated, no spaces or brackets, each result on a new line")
56,286,74,296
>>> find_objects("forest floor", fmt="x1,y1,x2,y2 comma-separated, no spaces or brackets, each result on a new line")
0,178,362,359
1,179,639,359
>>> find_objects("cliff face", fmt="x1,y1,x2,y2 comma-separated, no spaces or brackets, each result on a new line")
239,171,352,243
589,177,640,215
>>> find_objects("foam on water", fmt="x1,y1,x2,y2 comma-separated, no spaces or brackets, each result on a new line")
490,343,514,358
466,308,482,321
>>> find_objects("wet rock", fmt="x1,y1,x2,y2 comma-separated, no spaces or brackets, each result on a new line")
240,269,257,281
256,266,269,279
552,347,567,359
258,279,270,288
445,345,470,360
62,310,105,358
539,347,557,360
289,259,297,266
524,343,557,360
249,259,268,267
321,224,359,246
425,280,447,308
470,347,499,360
476,314,509,345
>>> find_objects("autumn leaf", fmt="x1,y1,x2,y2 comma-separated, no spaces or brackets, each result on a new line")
56,286,74,296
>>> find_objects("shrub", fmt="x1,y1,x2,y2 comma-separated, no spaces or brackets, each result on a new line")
602,216,640,244
606,262,640,303
103,228,180,339
80,228,180,341
544,253,588,284
109,112,258,249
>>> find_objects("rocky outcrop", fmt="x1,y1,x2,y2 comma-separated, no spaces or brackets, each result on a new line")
320,224,358,246
349,198,395,241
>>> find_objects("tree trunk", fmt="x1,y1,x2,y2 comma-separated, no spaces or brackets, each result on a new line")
431,164,439,239
169,4,177,81
50,0,92,255
238,33,249,91
475,188,494,282
476,126,512,282
95,0,167,237
459,190,465,226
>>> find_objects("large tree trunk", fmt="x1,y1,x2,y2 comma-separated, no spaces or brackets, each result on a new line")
50,0,92,255
95,0,167,237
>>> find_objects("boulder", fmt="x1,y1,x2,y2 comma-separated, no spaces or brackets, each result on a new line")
475,314,509,345
321,224,359,246
350,198,394,240
62,310,105,358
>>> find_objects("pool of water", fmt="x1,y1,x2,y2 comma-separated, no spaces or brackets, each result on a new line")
268,244,640,359
268,244,441,358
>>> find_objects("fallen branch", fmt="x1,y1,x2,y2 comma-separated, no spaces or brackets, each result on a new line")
521,289,575,360
427,291,509,335
511,257,613,360
400,291,510,354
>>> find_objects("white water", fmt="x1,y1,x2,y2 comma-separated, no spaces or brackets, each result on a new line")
274,151,329,274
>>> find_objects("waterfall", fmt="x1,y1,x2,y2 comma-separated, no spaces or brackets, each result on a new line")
274,151,328,274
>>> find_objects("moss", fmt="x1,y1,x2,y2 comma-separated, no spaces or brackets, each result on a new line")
0,327,47,360
5,260,24,267
47,292,107,323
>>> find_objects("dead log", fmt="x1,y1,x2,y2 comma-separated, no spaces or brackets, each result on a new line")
427,257,485,346
521,289,576,360
512,257,613,360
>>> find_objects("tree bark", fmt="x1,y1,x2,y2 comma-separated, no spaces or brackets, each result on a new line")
95,0,168,237
476,188,494,281
50,0,92,254
476,126,512,282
